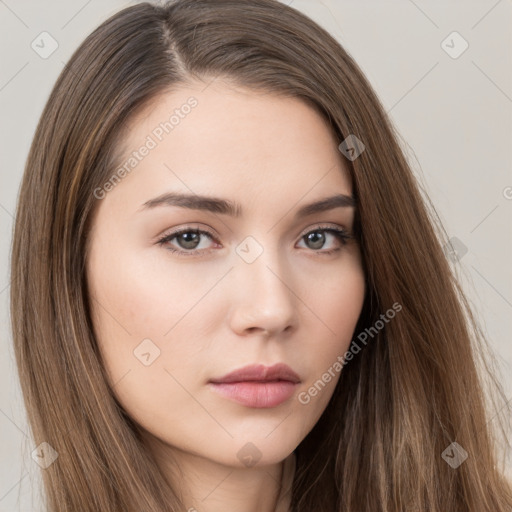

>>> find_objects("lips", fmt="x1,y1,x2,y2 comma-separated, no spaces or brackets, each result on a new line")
208,363,301,408
209,363,301,384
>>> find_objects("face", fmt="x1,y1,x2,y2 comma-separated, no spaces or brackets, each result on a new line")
86,79,366,472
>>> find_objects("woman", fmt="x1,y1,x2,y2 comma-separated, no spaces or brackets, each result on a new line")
10,0,512,510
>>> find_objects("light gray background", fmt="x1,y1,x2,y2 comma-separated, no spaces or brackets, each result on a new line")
1,1,511,510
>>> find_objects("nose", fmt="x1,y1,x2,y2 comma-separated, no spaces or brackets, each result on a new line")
228,246,298,338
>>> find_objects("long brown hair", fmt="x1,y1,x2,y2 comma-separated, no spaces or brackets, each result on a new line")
10,1,512,510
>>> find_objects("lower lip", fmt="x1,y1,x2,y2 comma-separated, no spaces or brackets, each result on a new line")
208,381,298,408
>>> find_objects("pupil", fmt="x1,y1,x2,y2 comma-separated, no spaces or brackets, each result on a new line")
307,232,324,250
180,232,199,249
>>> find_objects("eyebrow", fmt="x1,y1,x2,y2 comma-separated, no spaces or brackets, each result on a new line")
139,191,356,218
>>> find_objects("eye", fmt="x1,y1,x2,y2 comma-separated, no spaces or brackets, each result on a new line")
297,225,353,255
156,226,219,257
156,224,354,258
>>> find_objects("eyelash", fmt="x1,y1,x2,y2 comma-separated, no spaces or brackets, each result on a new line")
156,224,354,258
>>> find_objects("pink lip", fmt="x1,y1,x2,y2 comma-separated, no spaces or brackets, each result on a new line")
208,363,301,408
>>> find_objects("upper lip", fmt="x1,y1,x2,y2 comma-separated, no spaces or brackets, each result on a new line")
209,363,301,384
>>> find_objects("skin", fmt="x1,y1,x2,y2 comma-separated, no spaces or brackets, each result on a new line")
86,78,366,512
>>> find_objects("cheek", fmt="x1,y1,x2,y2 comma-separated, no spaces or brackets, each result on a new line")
303,253,366,350
322,270,365,349
88,240,212,343
86,250,217,435
86,241,231,416
296,258,365,405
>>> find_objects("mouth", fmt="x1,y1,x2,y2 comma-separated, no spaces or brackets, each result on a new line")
208,363,301,408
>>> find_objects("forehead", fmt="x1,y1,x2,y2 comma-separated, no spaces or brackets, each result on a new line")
105,79,353,213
